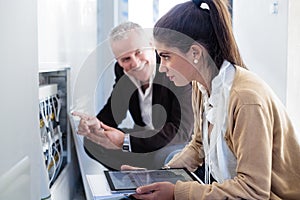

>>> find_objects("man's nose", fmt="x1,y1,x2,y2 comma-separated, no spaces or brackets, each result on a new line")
130,56,140,69
124,56,140,72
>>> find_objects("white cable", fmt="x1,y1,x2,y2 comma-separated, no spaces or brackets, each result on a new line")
43,98,56,185
52,96,63,161
51,95,63,180
52,95,63,151
48,96,62,186
40,100,52,168
51,145,61,182
40,91,66,186
48,146,57,186
45,98,54,163
47,97,54,140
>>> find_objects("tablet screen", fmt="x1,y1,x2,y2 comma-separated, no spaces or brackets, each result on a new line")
104,168,199,193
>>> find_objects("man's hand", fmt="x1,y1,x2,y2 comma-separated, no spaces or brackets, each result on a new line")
98,123,125,149
72,111,125,150
72,111,101,134
132,182,175,200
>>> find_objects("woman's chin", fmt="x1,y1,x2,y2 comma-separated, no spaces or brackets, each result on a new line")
174,81,189,87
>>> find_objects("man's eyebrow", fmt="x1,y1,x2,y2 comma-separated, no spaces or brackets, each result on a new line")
119,56,130,61
116,50,135,59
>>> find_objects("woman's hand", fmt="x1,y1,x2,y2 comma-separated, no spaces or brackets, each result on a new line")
120,165,146,171
132,182,175,200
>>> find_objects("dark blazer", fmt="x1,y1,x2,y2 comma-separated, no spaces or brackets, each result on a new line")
96,55,194,153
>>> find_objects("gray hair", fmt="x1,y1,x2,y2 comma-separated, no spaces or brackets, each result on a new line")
109,21,144,42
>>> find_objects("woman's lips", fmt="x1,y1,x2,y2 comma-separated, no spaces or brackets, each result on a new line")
167,75,175,81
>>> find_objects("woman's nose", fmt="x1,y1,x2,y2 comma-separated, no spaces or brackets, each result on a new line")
159,63,168,73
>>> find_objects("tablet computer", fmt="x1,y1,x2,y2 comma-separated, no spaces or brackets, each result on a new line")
104,168,201,194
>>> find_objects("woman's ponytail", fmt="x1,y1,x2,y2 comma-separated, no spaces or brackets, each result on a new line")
207,0,246,68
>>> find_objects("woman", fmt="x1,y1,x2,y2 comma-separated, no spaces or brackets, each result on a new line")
132,0,300,199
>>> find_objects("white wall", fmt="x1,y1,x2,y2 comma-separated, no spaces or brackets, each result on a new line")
38,0,98,113
128,0,154,28
233,0,300,134
38,0,122,117
0,0,100,198
94,0,122,114
233,0,288,103
286,0,300,134
0,0,47,199
128,0,189,28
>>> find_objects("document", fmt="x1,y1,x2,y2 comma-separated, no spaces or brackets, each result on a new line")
86,174,133,200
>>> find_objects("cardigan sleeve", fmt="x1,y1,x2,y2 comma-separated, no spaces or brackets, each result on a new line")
173,102,273,199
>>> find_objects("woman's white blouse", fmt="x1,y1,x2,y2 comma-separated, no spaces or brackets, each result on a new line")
197,60,237,183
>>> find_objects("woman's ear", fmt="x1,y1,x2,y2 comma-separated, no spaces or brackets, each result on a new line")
190,44,203,64
190,44,203,59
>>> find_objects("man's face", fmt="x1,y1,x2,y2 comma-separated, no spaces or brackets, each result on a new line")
111,30,156,83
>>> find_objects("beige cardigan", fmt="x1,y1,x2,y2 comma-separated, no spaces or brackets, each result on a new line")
168,67,300,199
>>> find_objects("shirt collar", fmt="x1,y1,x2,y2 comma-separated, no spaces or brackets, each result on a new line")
197,60,235,124
124,66,156,90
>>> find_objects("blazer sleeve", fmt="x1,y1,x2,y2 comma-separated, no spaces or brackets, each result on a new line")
96,62,129,128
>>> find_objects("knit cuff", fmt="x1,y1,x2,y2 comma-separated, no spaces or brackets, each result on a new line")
174,181,191,200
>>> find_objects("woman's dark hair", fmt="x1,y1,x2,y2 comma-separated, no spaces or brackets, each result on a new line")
154,0,246,69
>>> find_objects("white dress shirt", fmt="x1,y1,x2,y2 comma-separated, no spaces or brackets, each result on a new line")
124,67,156,130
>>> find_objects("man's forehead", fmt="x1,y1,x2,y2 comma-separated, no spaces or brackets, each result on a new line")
111,32,152,58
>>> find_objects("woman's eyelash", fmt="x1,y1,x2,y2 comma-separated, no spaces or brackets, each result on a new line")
159,53,170,60
163,56,169,60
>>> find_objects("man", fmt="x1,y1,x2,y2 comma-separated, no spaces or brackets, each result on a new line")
73,21,193,170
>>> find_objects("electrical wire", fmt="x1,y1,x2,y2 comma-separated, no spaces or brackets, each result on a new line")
51,95,63,181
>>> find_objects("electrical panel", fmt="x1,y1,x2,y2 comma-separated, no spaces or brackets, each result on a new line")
39,67,71,188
